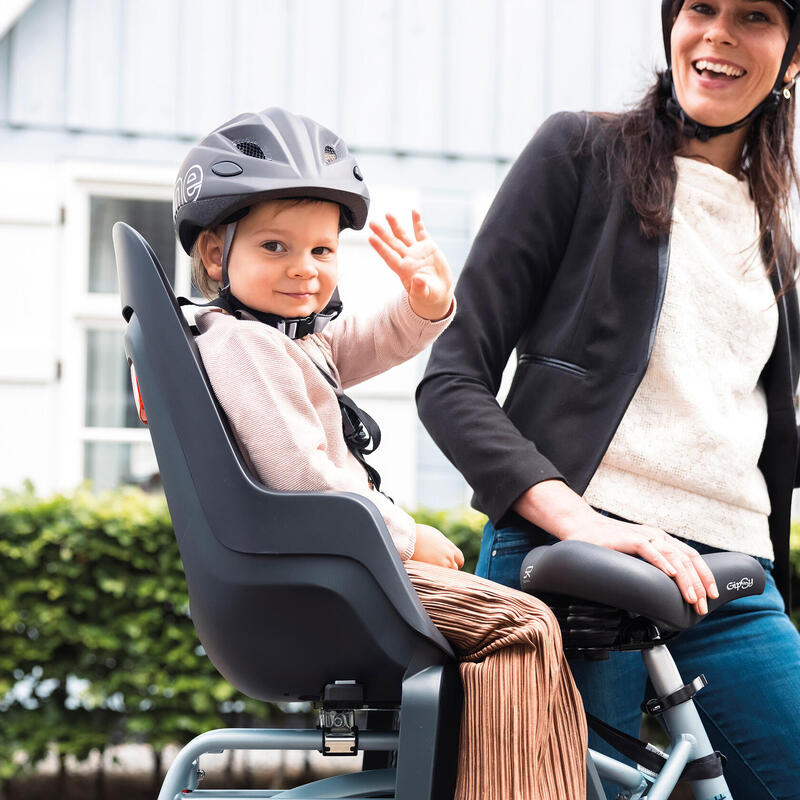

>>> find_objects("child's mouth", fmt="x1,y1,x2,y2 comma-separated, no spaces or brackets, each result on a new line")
692,59,746,80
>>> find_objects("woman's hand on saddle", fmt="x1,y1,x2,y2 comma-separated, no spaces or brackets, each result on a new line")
411,524,465,570
368,210,455,321
514,480,719,615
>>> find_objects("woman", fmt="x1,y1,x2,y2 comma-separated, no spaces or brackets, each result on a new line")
417,1,800,796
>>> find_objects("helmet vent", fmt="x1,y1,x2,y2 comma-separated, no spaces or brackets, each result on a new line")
235,140,269,160
323,144,338,164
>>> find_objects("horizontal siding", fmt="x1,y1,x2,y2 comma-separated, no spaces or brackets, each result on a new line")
2,0,666,158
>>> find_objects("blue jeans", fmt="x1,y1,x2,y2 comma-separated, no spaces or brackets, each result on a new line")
476,521,800,799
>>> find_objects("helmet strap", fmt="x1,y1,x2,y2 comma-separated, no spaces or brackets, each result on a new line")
211,287,343,340
219,221,238,295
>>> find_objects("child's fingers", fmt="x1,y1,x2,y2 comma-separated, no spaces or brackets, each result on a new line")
411,209,427,242
385,213,414,247
368,235,403,271
368,220,407,258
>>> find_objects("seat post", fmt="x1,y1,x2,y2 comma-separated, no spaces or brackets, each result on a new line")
641,645,730,800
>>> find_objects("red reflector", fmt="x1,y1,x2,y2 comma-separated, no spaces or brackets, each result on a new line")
130,364,148,425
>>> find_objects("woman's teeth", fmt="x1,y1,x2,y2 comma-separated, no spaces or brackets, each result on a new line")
694,59,745,78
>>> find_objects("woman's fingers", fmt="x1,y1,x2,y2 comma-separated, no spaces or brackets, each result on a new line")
638,538,678,578
646,537,712,614
690,551,719,598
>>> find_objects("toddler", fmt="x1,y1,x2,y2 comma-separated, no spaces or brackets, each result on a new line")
173,107,586,800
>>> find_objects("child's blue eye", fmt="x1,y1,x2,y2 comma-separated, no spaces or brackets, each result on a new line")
262,241,285,253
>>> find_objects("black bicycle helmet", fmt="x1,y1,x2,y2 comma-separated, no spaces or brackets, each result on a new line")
660,0,800,140
173,106,370,255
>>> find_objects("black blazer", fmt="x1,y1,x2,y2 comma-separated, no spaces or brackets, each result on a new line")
417,112,800,607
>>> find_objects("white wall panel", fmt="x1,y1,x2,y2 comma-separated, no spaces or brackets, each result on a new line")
496,0,548,158
232,0,288,112
66,0,122,130
394,0,445,152
444,0,497,156
544,0,598,116
595,2,661,114
176,0,234,136
0,215,60,495
0,385,58,492
8,0,68,126
119,0,180,134
339,0,394,148
0,35,9,124
286,0,342,128
0,162,60,223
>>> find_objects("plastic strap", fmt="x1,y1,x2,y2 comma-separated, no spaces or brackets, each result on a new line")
643,674,707,716
586,713,726,782
311,364,385,492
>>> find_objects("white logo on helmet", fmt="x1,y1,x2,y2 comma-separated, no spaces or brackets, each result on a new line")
174,164,204,215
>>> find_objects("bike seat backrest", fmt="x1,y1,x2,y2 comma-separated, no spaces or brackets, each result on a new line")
520,540,765,632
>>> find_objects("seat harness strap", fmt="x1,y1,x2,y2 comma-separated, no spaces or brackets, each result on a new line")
586,713,726,782
178,293,386,493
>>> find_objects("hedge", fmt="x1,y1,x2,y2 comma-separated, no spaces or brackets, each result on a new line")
0,485,274,786
1,484,798,786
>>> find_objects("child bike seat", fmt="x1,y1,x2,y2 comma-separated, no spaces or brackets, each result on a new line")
521,540,765,633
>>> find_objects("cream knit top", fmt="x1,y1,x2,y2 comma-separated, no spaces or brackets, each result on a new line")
583,156,778,560
195,293,453,561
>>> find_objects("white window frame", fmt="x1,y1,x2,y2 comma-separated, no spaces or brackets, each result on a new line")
56,161,187,490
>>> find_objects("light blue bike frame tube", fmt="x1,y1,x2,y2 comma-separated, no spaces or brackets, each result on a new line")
643,645,732,800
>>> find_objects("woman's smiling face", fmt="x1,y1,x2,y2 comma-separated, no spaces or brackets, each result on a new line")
671,0,793,127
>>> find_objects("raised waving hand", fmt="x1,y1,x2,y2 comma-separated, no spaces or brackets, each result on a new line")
368,210,454,321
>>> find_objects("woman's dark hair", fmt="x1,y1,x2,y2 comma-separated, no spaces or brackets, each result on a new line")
599,5,799,291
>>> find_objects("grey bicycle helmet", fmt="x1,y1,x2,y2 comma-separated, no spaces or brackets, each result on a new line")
173,106,370,255
660,0,800,140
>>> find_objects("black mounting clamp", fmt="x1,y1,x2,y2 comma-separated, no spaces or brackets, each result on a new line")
643,674,708,716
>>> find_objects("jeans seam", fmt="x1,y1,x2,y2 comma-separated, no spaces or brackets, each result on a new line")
693,696,780,800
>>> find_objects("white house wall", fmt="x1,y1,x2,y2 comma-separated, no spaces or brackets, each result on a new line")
0,0,667,506
2,0,664,148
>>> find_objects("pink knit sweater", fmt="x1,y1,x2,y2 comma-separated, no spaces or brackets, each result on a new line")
195,293,453,560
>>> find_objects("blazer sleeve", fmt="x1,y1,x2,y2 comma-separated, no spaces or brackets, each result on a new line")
416,112,591,524
796,424,800,488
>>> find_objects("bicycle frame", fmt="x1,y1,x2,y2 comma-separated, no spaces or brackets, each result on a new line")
586,643,731,800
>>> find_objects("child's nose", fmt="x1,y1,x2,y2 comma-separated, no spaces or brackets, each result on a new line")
290,255,318,278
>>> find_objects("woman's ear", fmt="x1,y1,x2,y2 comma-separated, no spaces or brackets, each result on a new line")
197,229,224,282
783,41,800,84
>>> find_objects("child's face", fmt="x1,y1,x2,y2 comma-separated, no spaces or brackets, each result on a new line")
219,199,340,318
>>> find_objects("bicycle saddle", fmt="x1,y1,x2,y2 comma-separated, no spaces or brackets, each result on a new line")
520,540,765,633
